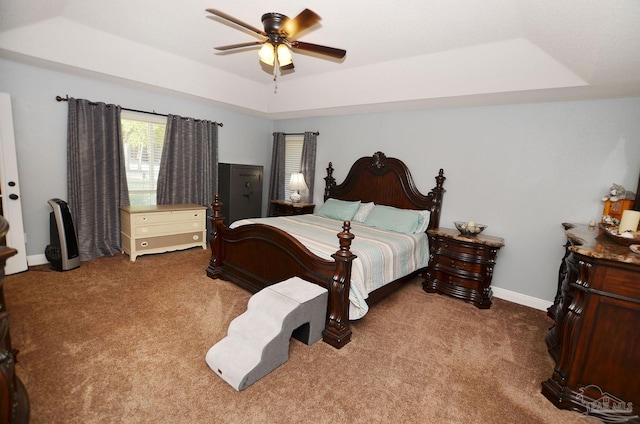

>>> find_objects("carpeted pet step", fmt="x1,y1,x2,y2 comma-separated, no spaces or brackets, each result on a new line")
206,277,328,391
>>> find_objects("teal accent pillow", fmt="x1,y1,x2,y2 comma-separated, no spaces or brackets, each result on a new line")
315,198,361,221
363,205,423,234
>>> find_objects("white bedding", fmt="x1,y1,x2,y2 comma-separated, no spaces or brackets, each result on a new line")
230,214,429,319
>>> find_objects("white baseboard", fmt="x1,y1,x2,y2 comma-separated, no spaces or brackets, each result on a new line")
27,254,48,267
492,286,553,312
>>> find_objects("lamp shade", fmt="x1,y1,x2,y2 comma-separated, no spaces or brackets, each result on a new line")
258,43,275,66
276,44,293,66
288,173,308,191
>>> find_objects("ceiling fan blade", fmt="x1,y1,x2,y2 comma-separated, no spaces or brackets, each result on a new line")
214,41,264,51
291,41,346,59
206,8,266,36
284,9,321,38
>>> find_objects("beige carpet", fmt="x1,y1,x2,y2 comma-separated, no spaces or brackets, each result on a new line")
3,248,596,424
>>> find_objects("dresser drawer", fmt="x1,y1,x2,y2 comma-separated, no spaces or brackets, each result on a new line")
135,232,204,250
600,265,640,299
133,210,204,225
134,220,204,237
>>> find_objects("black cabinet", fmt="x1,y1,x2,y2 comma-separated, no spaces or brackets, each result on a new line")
218,163,263,225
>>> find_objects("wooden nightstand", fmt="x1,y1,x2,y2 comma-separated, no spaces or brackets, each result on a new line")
423,227,504,309
270,199,315,216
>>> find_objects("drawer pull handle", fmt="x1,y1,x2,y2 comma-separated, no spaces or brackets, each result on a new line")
193,235,200,241
141,241,149,247
451,261,466,270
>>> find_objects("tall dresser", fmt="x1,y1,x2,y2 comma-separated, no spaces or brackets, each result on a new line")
0,216,29,423
542,223,639,421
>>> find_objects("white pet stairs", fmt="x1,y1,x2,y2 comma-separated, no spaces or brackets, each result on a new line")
206,277,328,391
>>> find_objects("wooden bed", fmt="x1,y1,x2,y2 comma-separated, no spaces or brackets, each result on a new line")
207,151,446,348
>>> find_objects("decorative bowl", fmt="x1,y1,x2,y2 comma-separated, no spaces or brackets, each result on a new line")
599,223,640,246
454,221,487,237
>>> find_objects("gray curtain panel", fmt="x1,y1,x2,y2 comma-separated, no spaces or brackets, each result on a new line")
267,132,286,215
300,132,317,203
67,97,129,261
156,114,219,206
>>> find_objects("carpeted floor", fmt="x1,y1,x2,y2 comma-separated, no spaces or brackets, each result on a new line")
3,247,597,423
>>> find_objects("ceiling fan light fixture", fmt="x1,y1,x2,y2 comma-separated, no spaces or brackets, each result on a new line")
277,44,293,67
258,42,275,66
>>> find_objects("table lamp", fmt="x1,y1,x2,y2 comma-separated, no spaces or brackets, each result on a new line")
288,173,308,203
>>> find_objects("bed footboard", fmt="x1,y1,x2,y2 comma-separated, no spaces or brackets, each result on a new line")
207,195,357,348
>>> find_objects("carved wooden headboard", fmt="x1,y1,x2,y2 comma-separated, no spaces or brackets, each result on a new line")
323,151,446,230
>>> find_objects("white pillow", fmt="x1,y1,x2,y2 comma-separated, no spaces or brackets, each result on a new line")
415,210,431,233
352,202,375,222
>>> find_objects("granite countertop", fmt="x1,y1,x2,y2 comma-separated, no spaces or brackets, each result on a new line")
562,223,640,265
428,227,505,248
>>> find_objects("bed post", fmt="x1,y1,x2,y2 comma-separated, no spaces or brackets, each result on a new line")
428,169,446,230
324,221,357,349
207,194,225,277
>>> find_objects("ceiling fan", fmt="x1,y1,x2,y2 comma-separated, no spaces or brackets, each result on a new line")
206,8,347,75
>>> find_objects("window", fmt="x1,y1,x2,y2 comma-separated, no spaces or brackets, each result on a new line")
284,135,304,200
121,111,166,206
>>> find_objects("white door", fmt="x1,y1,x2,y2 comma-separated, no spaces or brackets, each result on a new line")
0,92,28,274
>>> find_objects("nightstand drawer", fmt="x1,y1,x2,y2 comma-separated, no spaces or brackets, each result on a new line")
432,256,484,275
437,240,485,258
430,271,482,291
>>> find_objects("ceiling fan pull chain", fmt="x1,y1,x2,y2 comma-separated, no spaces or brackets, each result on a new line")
273,50,279,93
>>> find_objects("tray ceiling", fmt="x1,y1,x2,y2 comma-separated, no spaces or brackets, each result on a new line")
1,0,639,118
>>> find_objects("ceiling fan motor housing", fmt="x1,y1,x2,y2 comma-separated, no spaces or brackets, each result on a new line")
261,12,290,40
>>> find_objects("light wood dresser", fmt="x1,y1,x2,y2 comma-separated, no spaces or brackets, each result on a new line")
120,204,207,262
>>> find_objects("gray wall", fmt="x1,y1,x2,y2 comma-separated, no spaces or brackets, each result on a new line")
2,57,640,304
274,100,640,303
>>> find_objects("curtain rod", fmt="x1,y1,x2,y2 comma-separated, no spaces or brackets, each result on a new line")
55,95,223,127
274,131,320,136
